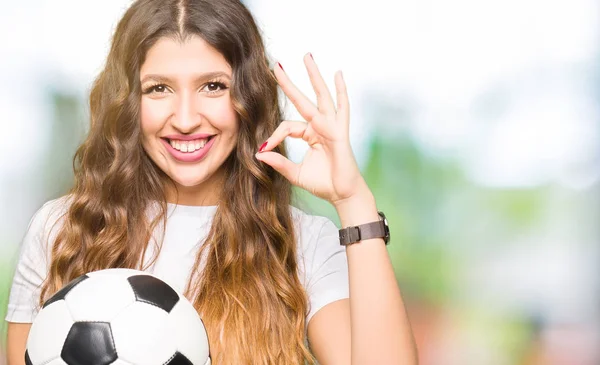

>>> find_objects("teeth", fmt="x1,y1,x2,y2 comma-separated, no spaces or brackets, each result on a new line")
169,138,210,153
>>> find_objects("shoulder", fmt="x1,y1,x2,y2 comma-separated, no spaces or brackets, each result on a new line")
25,195,72,250
6,195,72,323
289,206,349,323
290,205,339,251
289,205,344,273
34,195,72,229
37,194,72,219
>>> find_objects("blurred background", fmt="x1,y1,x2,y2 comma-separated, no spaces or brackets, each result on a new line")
1,0,599,364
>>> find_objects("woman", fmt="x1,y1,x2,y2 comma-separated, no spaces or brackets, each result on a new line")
5,0,417,364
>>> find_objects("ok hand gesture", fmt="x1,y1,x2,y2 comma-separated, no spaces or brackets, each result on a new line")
255,54,369,207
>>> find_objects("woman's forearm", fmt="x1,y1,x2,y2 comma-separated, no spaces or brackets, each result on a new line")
334,188,418,365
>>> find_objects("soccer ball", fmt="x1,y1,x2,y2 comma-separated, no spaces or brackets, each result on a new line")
25,268,211,365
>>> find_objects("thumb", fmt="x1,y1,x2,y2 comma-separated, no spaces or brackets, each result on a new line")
255,151,299,185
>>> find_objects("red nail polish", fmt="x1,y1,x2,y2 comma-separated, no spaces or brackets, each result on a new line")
277,62,284,72
258,141,268,152
309,53,313,60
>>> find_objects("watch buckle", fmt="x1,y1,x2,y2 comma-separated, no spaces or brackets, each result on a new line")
348,226,361,243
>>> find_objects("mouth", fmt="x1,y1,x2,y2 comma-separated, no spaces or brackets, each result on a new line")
161,135,216,153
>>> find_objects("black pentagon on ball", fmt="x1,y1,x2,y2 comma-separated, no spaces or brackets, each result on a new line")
42,274,90,309
164,351,194,365
127,274,180,313
61,322,117,365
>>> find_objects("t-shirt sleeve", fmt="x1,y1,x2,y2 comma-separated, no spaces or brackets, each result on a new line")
305,217,350,324
5,200,59,323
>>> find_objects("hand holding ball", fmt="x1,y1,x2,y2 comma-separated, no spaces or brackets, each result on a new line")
25,269,211,365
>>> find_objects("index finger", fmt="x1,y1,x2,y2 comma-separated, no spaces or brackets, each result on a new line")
274,62,319,122
304,53,336,116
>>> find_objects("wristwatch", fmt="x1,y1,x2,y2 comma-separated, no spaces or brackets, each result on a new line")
338,211,390,246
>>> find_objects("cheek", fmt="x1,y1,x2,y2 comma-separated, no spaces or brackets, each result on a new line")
140,99,170,134
207,100,238,133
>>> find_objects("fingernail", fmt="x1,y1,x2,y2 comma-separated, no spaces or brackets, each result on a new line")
309,52,314,60
258,141,268,152
277,62,284,72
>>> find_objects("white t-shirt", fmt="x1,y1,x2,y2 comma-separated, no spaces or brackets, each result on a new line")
5,196,349,325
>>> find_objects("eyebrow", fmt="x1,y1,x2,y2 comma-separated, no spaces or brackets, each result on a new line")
140,71,231,84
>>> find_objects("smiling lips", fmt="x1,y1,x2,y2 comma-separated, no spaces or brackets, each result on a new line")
161,136,216,162
168,138,209,152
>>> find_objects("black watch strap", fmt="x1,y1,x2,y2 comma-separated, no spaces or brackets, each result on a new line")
338,211,390,246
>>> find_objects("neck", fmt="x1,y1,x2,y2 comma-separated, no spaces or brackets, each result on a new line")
164,171,224,207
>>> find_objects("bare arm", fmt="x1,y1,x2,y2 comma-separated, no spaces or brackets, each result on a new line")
335,189,418,364
308,188,418,365
307,299,351,365
6,322,30,365
258,54,418,364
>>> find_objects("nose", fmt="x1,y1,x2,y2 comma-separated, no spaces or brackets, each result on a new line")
170,93,202,133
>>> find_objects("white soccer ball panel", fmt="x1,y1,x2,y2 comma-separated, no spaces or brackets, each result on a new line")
109,359,134,365
87,268,146,279
26,301,73,365
111,301,176,365
167,300,210,363
45,358,68,365
65,275,136,322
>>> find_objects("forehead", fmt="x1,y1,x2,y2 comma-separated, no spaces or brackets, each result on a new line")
140,35,231,77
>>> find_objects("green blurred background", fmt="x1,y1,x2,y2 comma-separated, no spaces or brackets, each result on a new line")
1,0,599,364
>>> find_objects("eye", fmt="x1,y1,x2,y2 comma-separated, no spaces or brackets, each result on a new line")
143,84,169,94
202,81,228,95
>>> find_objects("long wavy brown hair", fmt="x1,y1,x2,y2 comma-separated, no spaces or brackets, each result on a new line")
39,0,315,363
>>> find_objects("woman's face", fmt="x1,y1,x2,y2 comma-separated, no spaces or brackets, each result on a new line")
139,35,238,205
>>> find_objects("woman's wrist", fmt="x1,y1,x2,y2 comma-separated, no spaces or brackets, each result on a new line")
333,184,379,228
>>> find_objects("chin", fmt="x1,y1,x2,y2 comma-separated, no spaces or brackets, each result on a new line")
170,174,210,188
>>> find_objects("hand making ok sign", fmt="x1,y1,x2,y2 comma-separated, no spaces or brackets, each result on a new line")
255,53,369,207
